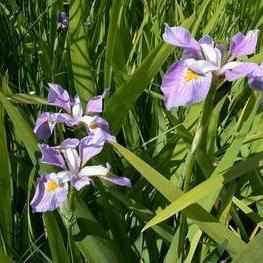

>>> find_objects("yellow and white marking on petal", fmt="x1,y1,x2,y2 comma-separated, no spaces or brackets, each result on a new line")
184,69,200,82
46,180,59,191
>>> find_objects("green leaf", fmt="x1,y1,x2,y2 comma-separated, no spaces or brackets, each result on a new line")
233,231,263,263
104,0,124,87
143,94,258,231
104,17,194,134
43,213,70,263
0,77,12,249
0,78,38,164
70,0,95,100
9,93,48,105
112,143,246,257
60,193,122,263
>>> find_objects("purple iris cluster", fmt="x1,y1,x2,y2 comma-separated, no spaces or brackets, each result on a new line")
31,84,131,213
161,24,263,109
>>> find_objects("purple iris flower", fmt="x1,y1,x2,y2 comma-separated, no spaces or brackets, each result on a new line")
34,83,114,144
161,24,260,109
31,138,131,213
248,63,263,90
57,11,69,31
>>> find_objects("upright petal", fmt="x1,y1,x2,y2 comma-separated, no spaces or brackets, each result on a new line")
33,112,56,140
79,132,105,167
48,83,71,112
200,44,222,67
248,63,263,90
229,30,259,58
30,173,68,213
62,148,80,174
71,96,83,121
163,24,200,51
199,35,214,45
81,115,116,143
39,144,66,168
86,95,104,113
222,62,258,81
161,61,212,109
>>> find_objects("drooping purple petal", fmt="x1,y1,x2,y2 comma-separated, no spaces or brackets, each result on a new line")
71,175,92,191
182,48,202,60
78,164,131,188
39,144,66,168
222,62,258,81
59,138,80,148
163,24,200,51
229,30,259,58
55,112,77,127
248,63,263,90
33,112,57,140
30,173,68,213
161,61,212,109
99,176,131,187
48,83,71,112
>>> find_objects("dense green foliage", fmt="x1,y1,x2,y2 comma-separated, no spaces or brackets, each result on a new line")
1,0,263,262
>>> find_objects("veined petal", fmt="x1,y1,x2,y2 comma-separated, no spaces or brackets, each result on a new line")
81,115,116,143
79,165,109,177
248,63,263,90
199,35,214,45
48,83,71,112
33,112,57,140
161,61,212,109
99,176,131,187
86,95,104,113
71,175,91,191
71,165,108,190
163,24,200,51
229,30,259,58
200,44,222,67
39,144,66,168
71,96,83,121
79,132,105,167
55,112,78,127
30,173,68,213
59,138,80,149
184,58,219,74
222,62,258,81
79,164,131,187
62,148,80,173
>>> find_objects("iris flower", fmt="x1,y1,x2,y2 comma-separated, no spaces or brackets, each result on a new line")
57,11,69,31
31,138,131,213
161,24,260,109
34,83,115,145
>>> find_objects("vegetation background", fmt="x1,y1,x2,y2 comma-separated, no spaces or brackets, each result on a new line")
1,0,263,262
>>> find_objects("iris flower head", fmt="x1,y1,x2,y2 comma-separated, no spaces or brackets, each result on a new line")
31,138,131,213
161,24,261,109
